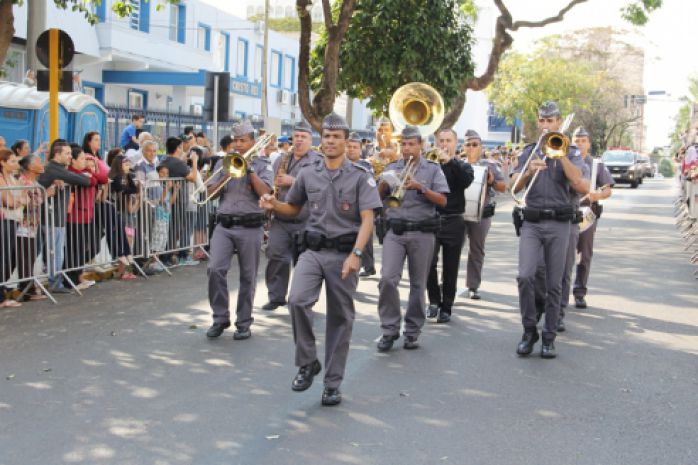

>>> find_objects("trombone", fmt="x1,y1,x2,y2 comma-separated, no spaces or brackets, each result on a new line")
192,133,274,205
511,113,575,207
384,155,418,208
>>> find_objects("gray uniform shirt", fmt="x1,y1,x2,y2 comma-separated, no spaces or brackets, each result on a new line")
272,149,324,222
383,156,450,222
286,158,383,238
212,156,273,215
580,155,615,207
513,143,586,210
477,158,505,205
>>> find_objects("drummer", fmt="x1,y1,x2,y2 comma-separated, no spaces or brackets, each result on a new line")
462,130,506,300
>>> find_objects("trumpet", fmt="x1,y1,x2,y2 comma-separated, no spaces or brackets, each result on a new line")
192,133,274,205
424,147,449,163
384,156,418,208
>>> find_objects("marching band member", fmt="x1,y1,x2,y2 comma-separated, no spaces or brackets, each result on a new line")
206,121,273,339
376,126,449,351
347,132,377,277
462,130,506,300
510,101,588,358
260,113,382,406
426,129,473,323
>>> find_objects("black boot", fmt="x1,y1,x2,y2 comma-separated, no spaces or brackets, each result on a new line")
541,334,557,359
516,330,539,356
292,360,322,391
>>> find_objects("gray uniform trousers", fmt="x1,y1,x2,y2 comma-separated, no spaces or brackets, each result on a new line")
559,225,580,320
517,220,571,337
573,221,597,299
265,219,304,304
378,231,435,338
361,236,375,272
208,224,263,331
287,249,358,389
464,217,493,290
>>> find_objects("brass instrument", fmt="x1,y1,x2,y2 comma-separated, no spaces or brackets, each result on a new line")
424,147,449,163
389,82,445,136
370,157,388,179
192,133,274,205
511,114,575,207
384,156,418,208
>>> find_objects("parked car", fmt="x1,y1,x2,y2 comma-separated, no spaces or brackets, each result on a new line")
636,155,653,178
601,150,644,188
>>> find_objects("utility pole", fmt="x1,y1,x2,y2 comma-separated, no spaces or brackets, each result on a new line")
26,0,48,76
260,0,270,127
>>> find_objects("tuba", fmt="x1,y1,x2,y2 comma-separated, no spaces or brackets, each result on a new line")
388,82,445,138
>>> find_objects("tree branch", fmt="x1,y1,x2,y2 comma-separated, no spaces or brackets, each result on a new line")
296,0,320,129
511,0,589,30
321,0,333,31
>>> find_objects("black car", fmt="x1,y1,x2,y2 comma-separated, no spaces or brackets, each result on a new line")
602,150,643,188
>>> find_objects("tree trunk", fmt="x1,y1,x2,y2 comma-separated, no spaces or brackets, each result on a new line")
0,1,15,68
297,0,355,132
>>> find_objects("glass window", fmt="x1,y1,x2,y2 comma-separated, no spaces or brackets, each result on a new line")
169,5,178,41
254,46,263,81
284,55,294,91
237,39,249,78
197,25,210,51
271,51,281,87
128,91,144,110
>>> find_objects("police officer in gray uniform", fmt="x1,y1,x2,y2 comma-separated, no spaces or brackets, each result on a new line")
462,129,506,300
511,101,588,358
377,126,449,351
347,131,377,276
572,127,614,309
260,113,382,406
206,121,273,339
263,121,324,311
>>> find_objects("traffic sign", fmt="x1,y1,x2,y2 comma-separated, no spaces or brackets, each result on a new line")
35,29,74,68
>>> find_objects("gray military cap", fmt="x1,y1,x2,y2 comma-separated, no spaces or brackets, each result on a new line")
348,131,362,142
322,112,350,131
232,120,255,138
401,125,421,140
293,120,313,134
573,126,590,138
538,100,561,118
465,129,481,141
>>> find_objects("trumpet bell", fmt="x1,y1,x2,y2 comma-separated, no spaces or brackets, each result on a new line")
223,153,247,178
385,196,402,209
389,82,445,137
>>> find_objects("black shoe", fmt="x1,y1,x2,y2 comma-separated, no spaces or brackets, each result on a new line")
377,334,399,352
436,312,451,324
321,387,342,406
206,322,230,338
359,269,376,277
292,360,321,392
233,329,251,340
556,318,566,333
574,297,587,309
426,304,439,318
469,289,481,300
403,335,420,350
516,331,539,356
541,339,557,359
261,301,286,311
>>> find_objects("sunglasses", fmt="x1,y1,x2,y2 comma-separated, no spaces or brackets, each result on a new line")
465,143,480,148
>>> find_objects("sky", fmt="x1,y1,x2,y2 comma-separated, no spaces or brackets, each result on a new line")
202,0,697,149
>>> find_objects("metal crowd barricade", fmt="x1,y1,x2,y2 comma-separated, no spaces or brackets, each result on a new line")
142,177,215,275
1,184,56,304
54,179,149,295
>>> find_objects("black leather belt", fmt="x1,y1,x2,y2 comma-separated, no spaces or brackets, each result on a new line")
217,213,266,228
275,217,304,224
522,207,575,222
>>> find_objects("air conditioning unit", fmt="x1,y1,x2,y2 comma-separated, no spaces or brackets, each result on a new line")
191,103,203,116
277,89,290,105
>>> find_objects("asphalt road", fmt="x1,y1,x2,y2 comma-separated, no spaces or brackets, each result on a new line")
1,177,697,465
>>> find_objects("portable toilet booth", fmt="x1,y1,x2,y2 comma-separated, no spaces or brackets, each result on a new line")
0,81,69,153
59,92,107,153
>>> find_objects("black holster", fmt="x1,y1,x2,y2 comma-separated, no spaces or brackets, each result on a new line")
482,203,496,219
292,231,306,265
512,207,524,237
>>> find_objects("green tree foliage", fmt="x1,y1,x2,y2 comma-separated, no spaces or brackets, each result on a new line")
621,0,662,26
309,0,474,115
658,157,674,177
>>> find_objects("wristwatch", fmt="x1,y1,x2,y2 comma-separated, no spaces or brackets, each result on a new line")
352,247,363,257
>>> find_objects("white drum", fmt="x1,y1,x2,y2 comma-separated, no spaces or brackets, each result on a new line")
464,165,488,223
